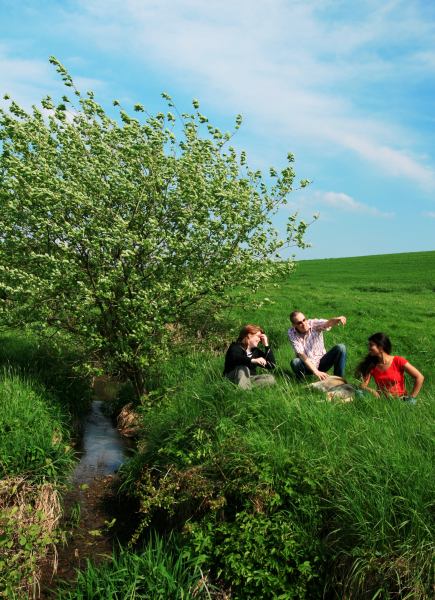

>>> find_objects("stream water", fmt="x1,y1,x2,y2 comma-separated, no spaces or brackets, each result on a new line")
40,396,133,597
71,399,128,484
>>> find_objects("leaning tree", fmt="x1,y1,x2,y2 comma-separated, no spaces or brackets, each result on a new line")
0,57,312,397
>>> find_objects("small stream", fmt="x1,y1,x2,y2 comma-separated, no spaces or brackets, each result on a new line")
40,393,134,597
71,399,128,484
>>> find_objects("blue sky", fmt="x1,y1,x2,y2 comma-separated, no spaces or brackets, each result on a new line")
1,0,434,259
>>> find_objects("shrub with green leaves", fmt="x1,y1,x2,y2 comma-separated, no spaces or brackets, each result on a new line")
188,511,318,600
0,57,311,397
181,458,323,600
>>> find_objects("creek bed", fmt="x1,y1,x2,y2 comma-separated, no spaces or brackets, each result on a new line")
71,399,128,484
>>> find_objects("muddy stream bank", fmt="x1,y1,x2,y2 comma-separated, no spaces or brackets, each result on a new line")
40,382,138,598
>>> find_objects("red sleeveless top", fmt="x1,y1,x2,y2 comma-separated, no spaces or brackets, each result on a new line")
370,356,407,397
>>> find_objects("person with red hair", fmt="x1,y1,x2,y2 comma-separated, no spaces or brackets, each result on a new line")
223,324,276,389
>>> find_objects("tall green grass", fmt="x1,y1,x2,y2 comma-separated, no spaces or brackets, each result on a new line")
0,370,75,481
0,331,92,482
55,535,212,599
0,333,92,597
0,331,91,419
52,251,435,599
120,358,433,598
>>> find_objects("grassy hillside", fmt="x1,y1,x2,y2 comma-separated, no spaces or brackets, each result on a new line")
229,250,435,385
55,251,435,599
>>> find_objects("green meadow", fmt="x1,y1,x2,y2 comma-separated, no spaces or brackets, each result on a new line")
1,251,434,599
63,250,434,599
238,250,435,381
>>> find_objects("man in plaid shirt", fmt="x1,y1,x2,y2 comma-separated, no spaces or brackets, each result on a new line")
288,311,347,381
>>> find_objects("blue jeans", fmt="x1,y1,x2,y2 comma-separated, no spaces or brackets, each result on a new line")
291,344,347,380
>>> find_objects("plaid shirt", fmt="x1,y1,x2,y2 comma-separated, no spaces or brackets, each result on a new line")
288,319,331,368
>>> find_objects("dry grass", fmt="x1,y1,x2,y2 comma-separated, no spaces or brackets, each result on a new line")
0,477,62,599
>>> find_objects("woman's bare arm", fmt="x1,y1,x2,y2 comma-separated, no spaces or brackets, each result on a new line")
404,362,424,397
360,373,380,397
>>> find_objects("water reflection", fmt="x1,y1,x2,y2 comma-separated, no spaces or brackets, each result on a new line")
71,400,127,484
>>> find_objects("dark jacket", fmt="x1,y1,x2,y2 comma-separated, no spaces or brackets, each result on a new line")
223,342,276,376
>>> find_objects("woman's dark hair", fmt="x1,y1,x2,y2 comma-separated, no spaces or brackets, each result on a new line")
237,324,264,350
355,332,392,378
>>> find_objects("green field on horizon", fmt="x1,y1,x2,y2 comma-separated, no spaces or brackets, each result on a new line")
296,249,435,284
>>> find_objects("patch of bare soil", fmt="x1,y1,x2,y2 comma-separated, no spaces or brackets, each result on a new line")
39,474,137,598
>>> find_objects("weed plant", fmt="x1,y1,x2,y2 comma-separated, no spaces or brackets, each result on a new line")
0,477,62,598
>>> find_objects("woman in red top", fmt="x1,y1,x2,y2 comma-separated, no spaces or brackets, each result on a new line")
356,332,424,401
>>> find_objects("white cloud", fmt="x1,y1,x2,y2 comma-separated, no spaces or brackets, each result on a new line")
63,0,435,190
302,191,394,218
330,131,435,190
422,211,435,218
322,191,394,217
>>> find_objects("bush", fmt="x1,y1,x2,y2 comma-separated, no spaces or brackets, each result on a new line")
187,511,318,600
